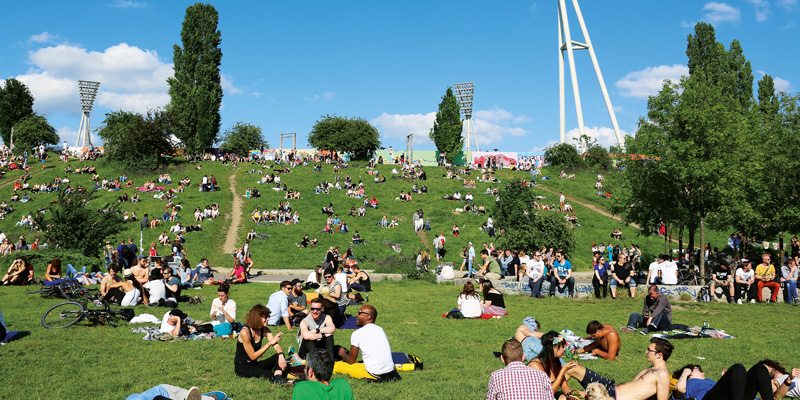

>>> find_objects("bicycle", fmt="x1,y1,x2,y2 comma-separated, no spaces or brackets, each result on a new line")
27,279,99,302
41,300,134,329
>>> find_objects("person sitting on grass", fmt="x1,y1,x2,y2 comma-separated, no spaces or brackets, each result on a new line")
293,350,354,400
487,339,553,400
297,298,337,360
528,331,579,396
621,285,672,334
576,320,620,360
43,258,63,282
234,304,289,384
347,265,371,293
1,258,27,286
226,259,247,284
160,308,189,336
455,282,482,318
480,280,506,317
335,305,401,382
266,281,293,330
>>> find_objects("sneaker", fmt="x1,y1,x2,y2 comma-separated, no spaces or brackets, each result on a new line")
620,327,637,333
750,299,757,303
289,352,305,366
202,392,226,400
737,299,743,304
288,346,296,356
184,386,201,400
640,327,650,335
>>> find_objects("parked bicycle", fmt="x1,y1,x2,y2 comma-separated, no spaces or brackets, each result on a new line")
26,279,98,302
41,299,134,329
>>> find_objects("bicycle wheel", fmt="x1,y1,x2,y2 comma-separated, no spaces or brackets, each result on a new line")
59,280,87,301
42,301,85,329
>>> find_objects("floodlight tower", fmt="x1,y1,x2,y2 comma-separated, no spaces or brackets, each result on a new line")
76,80,100,148
453,82,480,152
557,0,624,148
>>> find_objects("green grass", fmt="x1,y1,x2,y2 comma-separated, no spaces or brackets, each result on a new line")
1,280,798,399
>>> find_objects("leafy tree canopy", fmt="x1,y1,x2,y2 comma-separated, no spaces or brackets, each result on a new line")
167,2,223,154
98,109,174,170
12,113,59,153
219,122,268,155
0,78,35,146
308,115,382,160
429,87,463,163
33,190,125,257
492,179,576,255
544,142,583,169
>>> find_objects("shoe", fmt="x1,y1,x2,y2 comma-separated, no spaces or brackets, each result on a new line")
737,299,743,304
202,392,226,400
640,327,650,335
289,352,305,366
750,299,757,303
184,386,201,400
620,327,637,333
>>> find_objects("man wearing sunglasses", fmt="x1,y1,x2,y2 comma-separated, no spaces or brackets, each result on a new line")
335,305,401,382
298,298,336,359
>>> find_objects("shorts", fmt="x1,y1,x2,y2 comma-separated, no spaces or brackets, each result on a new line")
580,367,617,399
609,278,636,289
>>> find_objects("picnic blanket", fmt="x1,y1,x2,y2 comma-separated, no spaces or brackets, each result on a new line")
652,327,735,340
338,315,360,329
136,186,166,192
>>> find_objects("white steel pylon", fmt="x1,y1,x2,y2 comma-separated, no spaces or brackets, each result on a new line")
76,80,100,148
558,0,623,148
453,82,480,153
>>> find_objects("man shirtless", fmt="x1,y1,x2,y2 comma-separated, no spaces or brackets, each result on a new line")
577,320,621,360
131,256,150,284
566,337,673,400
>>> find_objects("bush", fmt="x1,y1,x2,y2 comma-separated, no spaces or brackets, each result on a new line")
372,254,436,283
544,142,584,169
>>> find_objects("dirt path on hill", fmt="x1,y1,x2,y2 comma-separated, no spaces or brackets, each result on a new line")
223,172,243,253
417,230,430,251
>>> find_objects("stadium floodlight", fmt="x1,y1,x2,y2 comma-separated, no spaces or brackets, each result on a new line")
453,82,480,153
76,80,100,148
558,0,623,149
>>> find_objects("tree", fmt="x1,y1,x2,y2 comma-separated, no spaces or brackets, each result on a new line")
12,113,59,152
0,78,35,146
612,23,751,279
308,115,382,160
492,179,576,255
584,144,611,170
98,109,174,170
429,87,463,163
544,142,584,169
33,190,124,257
220,122,268,154
167,2,223,154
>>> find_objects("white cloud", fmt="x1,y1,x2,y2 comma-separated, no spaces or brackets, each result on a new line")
371,112,437,145
97,91,170,113
564,126,629,150
615,64,689,99
304,92,336,101
779,0,797,11
703,2,741,24
746,0,770,22
28,32,61,44
221,73,243,95
773,77,793,92
371,107,531,148
56,126,81,147
16,72,76,114
108,0,148,8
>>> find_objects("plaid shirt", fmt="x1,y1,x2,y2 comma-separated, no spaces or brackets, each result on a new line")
486,361,554,400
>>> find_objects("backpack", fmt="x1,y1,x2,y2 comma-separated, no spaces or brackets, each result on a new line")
697,286,712,303
446,310,464,319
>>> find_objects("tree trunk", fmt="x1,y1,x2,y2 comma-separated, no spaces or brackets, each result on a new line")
778,232,784,268
687,224,696,264
700,216,706,284
665,224,670,254
679,225,684,259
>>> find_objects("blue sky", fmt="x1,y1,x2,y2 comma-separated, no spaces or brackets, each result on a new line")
1,0,798,152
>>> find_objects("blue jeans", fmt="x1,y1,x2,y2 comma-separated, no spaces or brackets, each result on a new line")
350,282,368,292
549,276,575,296
125,384,213,400
528,277,544,298
785,280,798,303
627,312,670,331
65,264,84,278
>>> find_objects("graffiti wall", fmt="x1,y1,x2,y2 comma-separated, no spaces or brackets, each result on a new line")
517,152,547,168
470,151,518,168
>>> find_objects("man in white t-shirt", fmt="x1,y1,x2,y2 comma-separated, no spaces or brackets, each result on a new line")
525,251,547,298
647,257,663,284
335,305,401,382
144,277,167,307
659,255,679,285
735,260,757,303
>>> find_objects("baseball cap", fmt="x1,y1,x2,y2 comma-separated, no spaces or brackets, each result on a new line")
290,278,303,286
137,255,148,260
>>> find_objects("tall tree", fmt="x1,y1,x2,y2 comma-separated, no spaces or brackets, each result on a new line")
308,115,382,160
0,78,35,145
220,122,268,155
429,87,463,163
543,142,584,169
98,109,174,169
167,2,223,154
12,113,59,152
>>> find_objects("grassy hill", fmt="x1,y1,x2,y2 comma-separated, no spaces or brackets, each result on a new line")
0,156,740,274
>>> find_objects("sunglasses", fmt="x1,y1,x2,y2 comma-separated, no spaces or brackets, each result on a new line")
310,307,323,311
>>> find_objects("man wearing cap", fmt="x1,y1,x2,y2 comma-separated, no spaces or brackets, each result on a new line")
335,305,401,382
287,279,308,327
131,255,150,285
266,281,293,329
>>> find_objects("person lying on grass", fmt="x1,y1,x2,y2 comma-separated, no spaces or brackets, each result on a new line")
125,384,227,400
